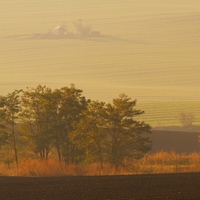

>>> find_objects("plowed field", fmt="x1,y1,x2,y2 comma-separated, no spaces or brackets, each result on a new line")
0,173,200,200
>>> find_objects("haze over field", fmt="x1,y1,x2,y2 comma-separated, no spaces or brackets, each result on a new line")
1,0,200,126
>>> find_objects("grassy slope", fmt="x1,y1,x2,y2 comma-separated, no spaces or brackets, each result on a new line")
137,101,200,127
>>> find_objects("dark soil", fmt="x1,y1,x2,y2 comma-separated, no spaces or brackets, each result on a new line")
0,173,200,200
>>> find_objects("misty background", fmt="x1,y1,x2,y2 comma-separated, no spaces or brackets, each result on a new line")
0,0,200,126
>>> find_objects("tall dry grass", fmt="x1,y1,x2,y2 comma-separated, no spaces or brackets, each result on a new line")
0,151,200,176
135,151,200,174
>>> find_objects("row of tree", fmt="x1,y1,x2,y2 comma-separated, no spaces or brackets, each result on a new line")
0,84,151,168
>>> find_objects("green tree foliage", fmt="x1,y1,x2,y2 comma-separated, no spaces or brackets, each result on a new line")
0,85,151,167
106,94,151,167
51,84,88,164
73,94,151,168
21,85,54,159
71,101,107,167
0,90,22,167
20,84,88,162
0,96,8,148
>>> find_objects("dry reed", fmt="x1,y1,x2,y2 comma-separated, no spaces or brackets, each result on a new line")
0,151,200,177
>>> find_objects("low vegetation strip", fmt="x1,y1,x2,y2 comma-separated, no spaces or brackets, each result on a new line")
0,173,200,200
0,151,200,177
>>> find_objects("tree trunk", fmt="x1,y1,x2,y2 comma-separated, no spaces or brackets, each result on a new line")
56,144,62,163
45,147,49,160
95,140,103,169
12,119,18,168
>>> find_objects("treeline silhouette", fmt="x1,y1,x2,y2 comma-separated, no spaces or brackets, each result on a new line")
0,84,151,168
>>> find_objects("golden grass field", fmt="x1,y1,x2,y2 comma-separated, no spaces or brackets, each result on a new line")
1,1,200,126
0,151,200,177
